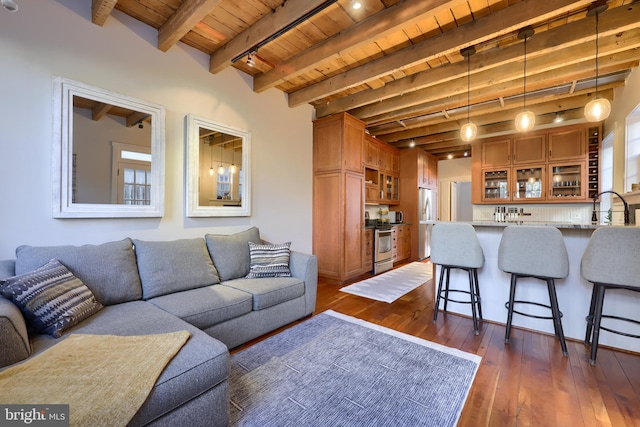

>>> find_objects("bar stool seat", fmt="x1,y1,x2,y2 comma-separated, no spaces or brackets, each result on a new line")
498,226,569,356
581,226,640,365
431,222,484,335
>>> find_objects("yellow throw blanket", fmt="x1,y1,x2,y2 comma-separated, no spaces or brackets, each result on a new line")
0,331,191,427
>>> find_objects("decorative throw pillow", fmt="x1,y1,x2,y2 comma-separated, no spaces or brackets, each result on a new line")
246,242,292,279
0,259,103,338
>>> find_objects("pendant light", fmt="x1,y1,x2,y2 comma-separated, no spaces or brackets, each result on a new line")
584,0,611,122
229,140,237,174
515,26,535,132
208,138,214,176
460,46,477,142
217,143,225,175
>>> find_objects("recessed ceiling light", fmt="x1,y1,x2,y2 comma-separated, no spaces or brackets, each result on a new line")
1,0,18,12
447,154,453,160
351,0,362,10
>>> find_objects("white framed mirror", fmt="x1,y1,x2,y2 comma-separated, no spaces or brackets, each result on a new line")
52,77,165,218
185,114,251,217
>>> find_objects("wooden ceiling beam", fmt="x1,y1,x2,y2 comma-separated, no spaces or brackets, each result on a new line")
385,89,614,146
253,0,468,93
158,0,224,52
91,102,112,121
316,4,640,118
209,0,332,74
368,81,624,143
363,54,638,127
91,0,117,26
354,29,640,121
287,0,593,107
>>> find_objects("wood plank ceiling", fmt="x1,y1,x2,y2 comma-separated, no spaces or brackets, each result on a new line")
93,0,640,159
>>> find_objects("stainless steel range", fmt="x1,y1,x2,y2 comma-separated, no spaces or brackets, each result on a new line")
374,225,393,274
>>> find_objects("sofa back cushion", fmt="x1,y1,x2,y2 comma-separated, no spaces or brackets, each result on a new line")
205,227,261,281
133,238,220,300
14,238,141,306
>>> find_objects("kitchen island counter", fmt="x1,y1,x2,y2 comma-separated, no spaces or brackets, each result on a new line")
435,222,640,354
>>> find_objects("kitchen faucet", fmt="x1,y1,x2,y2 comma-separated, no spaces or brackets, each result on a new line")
591,191,629,225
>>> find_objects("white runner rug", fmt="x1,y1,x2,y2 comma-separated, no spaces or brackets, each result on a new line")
340,261,433,303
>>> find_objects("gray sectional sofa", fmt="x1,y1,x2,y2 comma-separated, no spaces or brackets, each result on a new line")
0,227,318,426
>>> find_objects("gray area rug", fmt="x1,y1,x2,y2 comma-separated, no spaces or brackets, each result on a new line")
230,310,480,426
339,261,433,303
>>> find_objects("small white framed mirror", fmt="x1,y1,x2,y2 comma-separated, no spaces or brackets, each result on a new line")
52,77,166,218
185,114,251,217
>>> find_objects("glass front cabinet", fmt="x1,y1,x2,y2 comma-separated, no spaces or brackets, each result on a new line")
513,165,545,201
549,162,586,200
482,168,510,202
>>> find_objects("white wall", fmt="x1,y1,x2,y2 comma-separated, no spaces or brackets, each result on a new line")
0,1,314,259
606,67,640,193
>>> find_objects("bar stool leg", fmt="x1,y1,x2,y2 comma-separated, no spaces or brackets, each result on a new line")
589,284,606,365
505,274,518,344
584,284,598,346
467,268,479,335
546,279,568,356
433,266,447,323
443,267,451,312
473,269,483,321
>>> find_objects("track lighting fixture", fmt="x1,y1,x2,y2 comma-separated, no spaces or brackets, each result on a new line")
246,51,256,67
1,0,18,12
584,0,611,122
515,26,535,132
459,46,477,142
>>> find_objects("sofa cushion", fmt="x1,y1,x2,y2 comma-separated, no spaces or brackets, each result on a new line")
0,259,103,338
14,239,141,306
133,238,220,300
220,277,305,310
0,297,31,368
27,301,230,426
205,227,261,281
246,242,292,279
148,285,253,330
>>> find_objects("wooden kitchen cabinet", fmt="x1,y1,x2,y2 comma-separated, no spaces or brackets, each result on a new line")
472,123,598,204
481,138,511,167
313,113,365,174
548,126,586,161
313,113,367,283
513,133,546,164
365,136,379,169
364,228,373,271
395,224,410,262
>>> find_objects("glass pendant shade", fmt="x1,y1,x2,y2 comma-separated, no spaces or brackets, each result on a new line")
217,165,225,175
515,110,535,132
584,97,611,122
460,122,477,142
209,167,214,176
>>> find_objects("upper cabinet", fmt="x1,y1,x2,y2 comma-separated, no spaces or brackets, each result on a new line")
313,113,365,173
472,123,598,204
364,135,401,205
548,127,586,161
481,138,511,167
513,134,546,164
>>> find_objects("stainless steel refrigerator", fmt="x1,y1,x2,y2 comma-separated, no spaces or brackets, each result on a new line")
418,187,437,259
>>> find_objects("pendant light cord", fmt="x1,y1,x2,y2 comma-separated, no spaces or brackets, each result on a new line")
467,53,471,123
523,35,527,111
594,11,599,97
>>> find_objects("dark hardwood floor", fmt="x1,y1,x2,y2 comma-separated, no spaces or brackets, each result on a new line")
235,261,640,426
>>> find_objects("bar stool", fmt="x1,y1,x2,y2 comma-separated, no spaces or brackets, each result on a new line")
581,226,640,365
498,226,569,356
431,222,484,335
